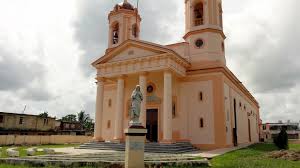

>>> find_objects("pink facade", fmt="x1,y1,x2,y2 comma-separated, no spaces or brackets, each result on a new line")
91,0,260,150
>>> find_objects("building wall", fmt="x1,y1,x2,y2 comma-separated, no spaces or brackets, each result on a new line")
99,70,260,148
224,83,232,145
225,77,260,144
0,113,56,132
166,43,190,60
179,79,215,145
0,135,92,145
101,72,167,141
186,32,225,68
102,84,117,140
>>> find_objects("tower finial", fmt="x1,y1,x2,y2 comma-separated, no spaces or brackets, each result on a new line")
124,0,128,3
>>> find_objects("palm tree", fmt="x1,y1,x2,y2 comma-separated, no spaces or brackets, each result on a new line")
77,111,93,131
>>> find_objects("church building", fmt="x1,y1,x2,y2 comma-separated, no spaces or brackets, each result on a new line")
92,0,260,150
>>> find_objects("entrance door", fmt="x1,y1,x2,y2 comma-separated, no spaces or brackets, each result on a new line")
233,99,238,146
146,109,158,142
248,119,252,142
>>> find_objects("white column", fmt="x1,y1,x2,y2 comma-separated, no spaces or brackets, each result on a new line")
114,76,125,140
139,72,147,127
94,78,104,141
163,71,173,142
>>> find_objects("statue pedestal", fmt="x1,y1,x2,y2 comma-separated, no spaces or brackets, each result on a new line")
124,126,147,168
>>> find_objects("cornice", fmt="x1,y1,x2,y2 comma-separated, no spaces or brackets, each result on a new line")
183,28,226,39
92,39,191,67
96,53,188,78
187,67,259,108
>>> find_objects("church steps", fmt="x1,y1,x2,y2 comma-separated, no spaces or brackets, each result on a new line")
77,142,199,154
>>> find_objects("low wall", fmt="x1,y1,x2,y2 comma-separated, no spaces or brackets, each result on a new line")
290,139,300,144
0,135,92,145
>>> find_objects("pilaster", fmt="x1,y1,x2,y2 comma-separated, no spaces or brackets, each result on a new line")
94,77,105,141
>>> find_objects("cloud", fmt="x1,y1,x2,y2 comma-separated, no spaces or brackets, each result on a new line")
0,47,52,101
73,1,111,76
0,0,299,123
225,0,300,122
73,0,184,77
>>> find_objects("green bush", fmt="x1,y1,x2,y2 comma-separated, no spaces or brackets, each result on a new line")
274,127,289,150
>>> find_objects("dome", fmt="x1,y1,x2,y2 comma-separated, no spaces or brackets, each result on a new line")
119,2,134,10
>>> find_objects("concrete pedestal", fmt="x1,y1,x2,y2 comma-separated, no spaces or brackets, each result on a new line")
124,127,147,168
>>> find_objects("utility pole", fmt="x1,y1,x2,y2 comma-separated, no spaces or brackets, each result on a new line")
22,105,27,114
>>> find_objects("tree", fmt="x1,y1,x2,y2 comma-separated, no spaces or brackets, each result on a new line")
61,114,77,122
274,126,289,150
78,111,88,123
39,111,48,118
77,111,93,131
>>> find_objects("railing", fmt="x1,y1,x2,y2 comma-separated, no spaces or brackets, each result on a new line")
194,18,204,26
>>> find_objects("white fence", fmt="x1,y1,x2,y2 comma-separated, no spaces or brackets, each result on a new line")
0,135,92,145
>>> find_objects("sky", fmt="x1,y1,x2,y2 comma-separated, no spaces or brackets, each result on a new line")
0,0,299,123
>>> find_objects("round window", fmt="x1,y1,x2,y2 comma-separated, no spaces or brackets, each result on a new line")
147,85,154,93
195,39,204,48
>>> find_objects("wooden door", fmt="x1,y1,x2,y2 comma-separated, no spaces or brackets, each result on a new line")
146,109,158,142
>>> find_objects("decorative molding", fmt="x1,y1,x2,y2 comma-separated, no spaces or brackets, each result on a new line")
96,54,188,78
183,28,226,39
92,39,191,67
95,77,106,83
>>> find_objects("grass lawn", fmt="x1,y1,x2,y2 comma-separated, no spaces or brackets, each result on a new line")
0,144,79,158
210,143,300,168
290,143,300,150
0,164,40,168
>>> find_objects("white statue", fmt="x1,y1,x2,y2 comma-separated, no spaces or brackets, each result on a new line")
130,85,143,126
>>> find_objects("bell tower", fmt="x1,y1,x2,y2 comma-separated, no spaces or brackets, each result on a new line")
107,0,141,49
184,0,226,69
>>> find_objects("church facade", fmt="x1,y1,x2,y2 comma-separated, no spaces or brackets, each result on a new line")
92,0,260,150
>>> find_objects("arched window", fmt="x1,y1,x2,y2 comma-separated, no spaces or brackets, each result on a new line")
218,4,223,28
200,118,204,128
107,120,111,129
112,22,119,44
199,91,203,101
226,110,230,121
194,2,204,26
108,99,112,107
132,24,138,38
221,42,225,52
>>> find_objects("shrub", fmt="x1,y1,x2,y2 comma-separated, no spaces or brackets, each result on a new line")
274,126,289,150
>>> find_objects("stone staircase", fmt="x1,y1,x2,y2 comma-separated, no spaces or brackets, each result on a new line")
77,142,199,154
0,152,210,167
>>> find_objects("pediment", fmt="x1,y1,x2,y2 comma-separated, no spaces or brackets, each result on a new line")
92,40,186,66
107,46,164,63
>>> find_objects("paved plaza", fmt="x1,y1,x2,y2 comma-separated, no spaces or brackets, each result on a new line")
0,143,253,167
1,150,209,167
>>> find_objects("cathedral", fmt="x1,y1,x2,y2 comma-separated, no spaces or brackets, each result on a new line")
92,0,260,150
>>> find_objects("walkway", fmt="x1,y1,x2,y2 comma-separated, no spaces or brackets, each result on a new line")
189,143,252,159
52,143,252,158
